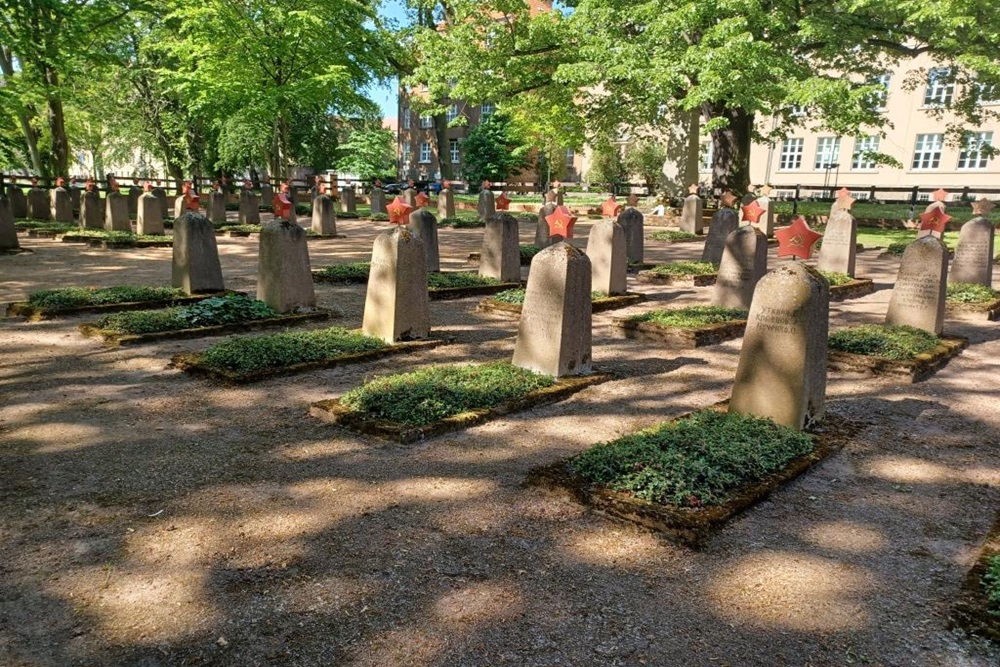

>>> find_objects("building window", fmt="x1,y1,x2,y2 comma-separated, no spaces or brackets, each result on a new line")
779,138,804,171
851,136,880,170
402,107,410,130
975,82,1000,105
872,73,891,110
480,102,495,119
418,142,432,164
449,138,460,164
402,142,411,164
419,114,434,129
911,133,943,170
789,104,807,117
446,104,459,123
958,131,993,170
815,137,841,170
699,141,713,172
923,68,954,107
565,148,575,165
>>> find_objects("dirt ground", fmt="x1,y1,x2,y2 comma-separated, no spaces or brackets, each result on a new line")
1,214,999,667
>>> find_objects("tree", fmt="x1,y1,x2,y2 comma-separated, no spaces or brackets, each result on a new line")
624,140,668,192
335,126,396,180
460,115,530,190
586,138,625,190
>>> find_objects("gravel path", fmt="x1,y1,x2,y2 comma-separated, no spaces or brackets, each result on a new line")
1,216,998,666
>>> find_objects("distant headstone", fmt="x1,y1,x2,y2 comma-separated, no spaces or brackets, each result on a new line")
6,186,27,219
260,183,275,209
477,189,496,220
136,192,164,235
816,208,858,277
339,187,356,214
535,202,557,248
27,186,49,221
950,217,994,287
0,193,19,250
617,207,644,264
402,188,417,208
730,262,829,430
407,208,440,273
238,190,260,225
105,191,130,231
753,196,775,237
152,187,169,218
362,227,430,343
437,187,455,219
370,187,386,215
480,213,520,283
208,191,227,225
127,186,142,220
550,187,564,207
741,192,756,206
172,212,225,294
701,208,739,264
311,194,337,236
257,220,316,313
50,186,73,222
68,186,80,215
885,236,948,335
713,226,768,309
512,242,592,377
79,190,103,229
587,219,627,296
679,190,704,235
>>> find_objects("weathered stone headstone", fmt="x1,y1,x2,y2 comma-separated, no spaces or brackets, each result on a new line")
701,208,739,264
402,188,417,208
437,187,455,219
477,189,496,220
730,262,829,430
535,202,557,248
587,219,627,296
68,186,80,216
549,187,564,207
885,236,948,335
257,220,316,312
753,195,775,237
512,242,592,377
0,193,19,250
50,186,73,222
136,191,164,235
105,191,131,231
679,188,704,235
713,226,768,309
950,217,994,287
339,187,356,214
6,186,27,219
27,186,50,221
480,213,520,283
208,191,227,225
407,208,440,273
816,208,858,277
238,189,260,225
741,191,757,206
617,207,644,264
79,190,103,229
311,194,337,236
362,227,430,343
152,187,169,218
260,183,275,209
370,187,386,215
172,212,225,294
127,186,142,220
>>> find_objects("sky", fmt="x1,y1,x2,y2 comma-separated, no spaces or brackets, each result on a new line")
368,0,410,119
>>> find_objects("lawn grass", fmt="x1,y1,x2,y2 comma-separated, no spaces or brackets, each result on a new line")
67,229,171,242
490,288,625,305
775,200,982,225
624,306,748,328
197,327,385,373
828,324,940,360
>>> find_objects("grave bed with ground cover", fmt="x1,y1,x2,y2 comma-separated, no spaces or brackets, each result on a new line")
612,306,748,347
950,512,1000,644
946,283,1000,321
467,244,542,267
526,408,859,546
216,224,345,239
819,271,877,301
426,273,520,300
6,286,231,320
648,230,701,243
310,361,611,444
477,288,644,317
827,324,967,382
61,231,173,248
637,261,718,287
172,327,445,384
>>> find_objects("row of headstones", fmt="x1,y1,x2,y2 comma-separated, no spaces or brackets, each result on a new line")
679,190,777,237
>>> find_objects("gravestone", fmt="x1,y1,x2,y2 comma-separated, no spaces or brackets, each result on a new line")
701,208,739,264
950,217,994,287
152,187,169,218
340,187,356,214
885,236,948,335
257,220,316,312
480,213,520,283
437,187,455,219
402,188,417,208
68,186,80,215
208,191,227,225
407,209,440,272
238,190,261,225
27,186,49,221
127,186,142,220
477,189,496,220
816,208,858,277
260,183,275,209
311,194,337,236
105,191,130,231
753,195,775,237
587,219,627,296
79,190,103,229
370,187,386,215
679,191,704,235
617,207,644,264
6,186,27,219
549,187,564,207
0,193,19,250
730,262,829,430
172,212,225,294
741,192,757,206
362,227,430,343
713,226,768,309
535,202,557,247
512,242,592,377
50,186,73,222
136,191,164,235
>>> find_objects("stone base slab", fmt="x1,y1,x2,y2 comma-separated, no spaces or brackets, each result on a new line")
611,317,747,347
947,297,1000,321
637,270,718,287
828,279,876,302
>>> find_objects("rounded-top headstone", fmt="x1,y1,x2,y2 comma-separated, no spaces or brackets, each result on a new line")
616,207,644,264
79,190,103,229
437,188,455,220
50,187,73,222
257,220,316,313
136,192,164,235
885,236,948,335
949,216,994,287
816,208,858,277
105,191,130,231
713,225,768,309
172,212,225,295
407,208,440,273
701,208,739,264
535,202,558,248
370,187,387,215
6,186,27,219
477,189,496,221
27,187,50,221
679,194,704,235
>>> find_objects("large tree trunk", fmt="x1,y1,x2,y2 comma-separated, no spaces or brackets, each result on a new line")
703,102,753,195
433,114,453,180
0,45,43,173
45,66,69,176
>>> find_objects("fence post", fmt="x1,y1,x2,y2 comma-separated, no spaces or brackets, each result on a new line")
792,184,800,215
869,185,876,202
908,185,918,219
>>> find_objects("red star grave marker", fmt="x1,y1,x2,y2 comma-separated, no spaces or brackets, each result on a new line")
971,198,996,216
273,184,293,219
387,196,414,225
545,205,577,239
775,216,823,260
720,191,737,208
601,196,621,217
932,188,949,202
741,199,765,224
415,191,431,208
495,192,511,211
918,206,951,236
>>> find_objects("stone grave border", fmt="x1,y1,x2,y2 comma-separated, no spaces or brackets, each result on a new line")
946,297,1000,321
827,336,968,382
309,372,612,444
0,247,33,256
80,310,333,347
6,290,234,321
611,315,747,347
828,278,876,301
172,337,447,384
525,407,860,547
950,512,1000,644
637,269,718,287
477,293,644,318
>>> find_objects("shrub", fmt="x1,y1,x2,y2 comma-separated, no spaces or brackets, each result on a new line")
438,216,484,228
492,288,526,304
96,294,277,334
218,224,262,233
649,230,699,242
316,262,371,281
427,272,501,289
984,554,1000,617
338,211,360,219
627,306,748,328
946,282,998,304
828,324,939,360
27,285,185,309
69,230,170,242
885,242,908,255
340,362,555,426
570,410,814,507
519,244,542,260
371,213,389,221
818,271,854,286
649,261,718,276
199,327,385,373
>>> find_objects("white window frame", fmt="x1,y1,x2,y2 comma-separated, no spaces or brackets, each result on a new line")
418,142,432,164
911,133,943,170
851,136,880,171
419,114,434,129
923,68,954,107
975,82,1000,105
699,141,713,172
449,138,460,164
957,131,993,170
565,148,575,165
445,104,459,123
402,107,410,130
814,137,841,170
480,102,495,119
779,138,804,171
403,141,411,165
873,73,891,110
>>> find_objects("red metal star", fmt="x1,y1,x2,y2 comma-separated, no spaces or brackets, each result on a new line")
85,179,95,192
918,206,952,235
495,193,511,211
601,196,621,217
834,187,851,199
272,183,293,219
415,191,430,208
720,191,738,208
56,177,65,187
932,188,949,202
741,200,765,224
143,181,152,192
545,205,577,239
183,181,200,210
387,196,414,225
775,216,823,260
109,177,120,193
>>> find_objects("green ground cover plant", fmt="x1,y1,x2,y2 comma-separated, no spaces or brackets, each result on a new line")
438,216,484,228
649,230,699,242
570,410,814,507
340,362,555,426
491,288,620,305
427,272,501,289
16,221,78,233
828,324,940,360
947,282,998,304
198,327,385,373
626,306,748,328
315,262,371,281
95,294,277,334
69,230,171,242
649,261,718,276
27,285,185,309
818,271,854,286
371,213,389,221
984,555,1000,617
519,244,541,260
